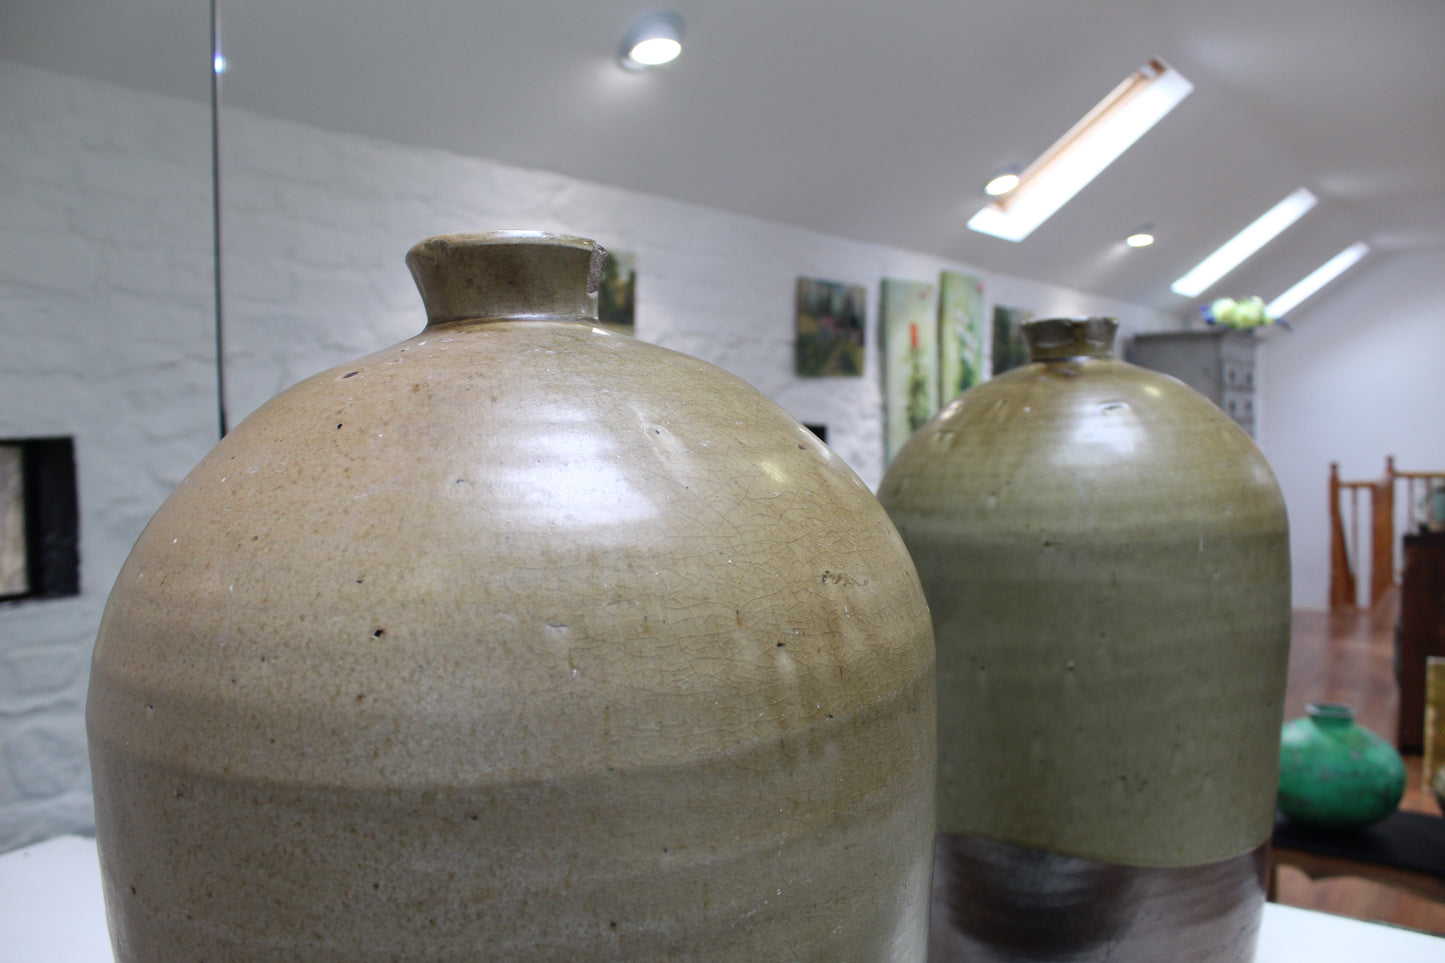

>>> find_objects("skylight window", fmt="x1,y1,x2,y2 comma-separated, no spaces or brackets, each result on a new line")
1170,188,1317,297
968,58,1193,243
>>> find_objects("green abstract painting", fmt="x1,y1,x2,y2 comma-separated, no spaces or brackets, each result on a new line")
937,270,985,404
882,278,939,464
598,249,637,335
992,304,1034,375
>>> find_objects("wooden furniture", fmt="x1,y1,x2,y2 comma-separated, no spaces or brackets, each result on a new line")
1128,328,1257,436
1329,457,1445,610
1399,528,1445,751
1270,810,1445,905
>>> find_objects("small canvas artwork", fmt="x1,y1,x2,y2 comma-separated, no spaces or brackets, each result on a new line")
1425,657,1445,800
937,270,985,404
991,304,1034,375
598,250,637,334
796,277,867,377
0,444,26,597
881,278,939,464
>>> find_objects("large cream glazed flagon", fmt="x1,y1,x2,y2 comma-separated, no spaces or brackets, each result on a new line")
87,231,937,962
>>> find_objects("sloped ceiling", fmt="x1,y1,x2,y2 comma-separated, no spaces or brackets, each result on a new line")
4,0,1443,318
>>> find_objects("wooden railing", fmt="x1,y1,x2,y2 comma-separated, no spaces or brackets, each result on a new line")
1330,456,1445,609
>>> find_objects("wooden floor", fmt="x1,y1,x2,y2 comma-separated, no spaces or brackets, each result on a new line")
1273,592,1445,935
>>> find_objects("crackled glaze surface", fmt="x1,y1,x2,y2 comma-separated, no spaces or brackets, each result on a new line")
879,318,1289,960
87,231,936,961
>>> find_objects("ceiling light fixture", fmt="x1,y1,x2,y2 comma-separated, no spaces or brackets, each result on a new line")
967,58,1193,243
1125,226,1155,248
1266,242,1369,318
1170,188,1318,298
984,169,1020,196
619,12,685,70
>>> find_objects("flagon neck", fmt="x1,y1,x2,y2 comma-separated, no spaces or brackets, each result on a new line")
1023,317,1118,361
1306,702,1356,730
406,230,606,326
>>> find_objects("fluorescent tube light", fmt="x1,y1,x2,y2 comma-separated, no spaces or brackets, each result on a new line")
967,58,1193,242
1266,243,1369,318
1170,188,1317,297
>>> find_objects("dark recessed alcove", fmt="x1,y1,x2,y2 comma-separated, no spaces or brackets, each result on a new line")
0,437,79,604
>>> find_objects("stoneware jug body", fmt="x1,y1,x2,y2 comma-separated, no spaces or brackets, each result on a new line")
878,317,1290,963
1277,702,1406,830
87,231,937,962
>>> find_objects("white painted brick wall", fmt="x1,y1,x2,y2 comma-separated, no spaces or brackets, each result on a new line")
0,58,1176,851
219,107,1176,484
0,60,218,852
1258,249,1445,609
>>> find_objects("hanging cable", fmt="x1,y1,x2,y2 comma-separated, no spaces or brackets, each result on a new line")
210,0,229,437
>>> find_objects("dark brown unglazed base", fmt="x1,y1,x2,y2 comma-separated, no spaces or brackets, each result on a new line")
928,832,1268,962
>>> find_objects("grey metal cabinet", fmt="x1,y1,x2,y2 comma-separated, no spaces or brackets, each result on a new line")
1127,329,1258,437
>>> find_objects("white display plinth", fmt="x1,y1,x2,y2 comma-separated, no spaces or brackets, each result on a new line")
3,835,1442,962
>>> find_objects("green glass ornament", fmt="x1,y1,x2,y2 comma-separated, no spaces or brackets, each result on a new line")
1277,703,1406,830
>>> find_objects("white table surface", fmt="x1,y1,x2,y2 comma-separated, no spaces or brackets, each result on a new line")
3,835,1442,962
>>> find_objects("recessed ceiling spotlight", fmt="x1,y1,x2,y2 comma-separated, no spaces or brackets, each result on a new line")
1125,227,1155,247
984,169,1020,197
620,12,685,70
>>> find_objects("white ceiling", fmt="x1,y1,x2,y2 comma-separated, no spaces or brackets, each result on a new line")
5,0,1444,317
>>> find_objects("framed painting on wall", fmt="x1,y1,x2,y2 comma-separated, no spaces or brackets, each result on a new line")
991,304,1034,375
1426,657,1445,802
796,276,867,377
937,270,985,405
881,278,939,464
598,249,637,335
0,443,25,597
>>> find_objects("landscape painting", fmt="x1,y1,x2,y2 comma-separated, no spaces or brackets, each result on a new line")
796,276,867,377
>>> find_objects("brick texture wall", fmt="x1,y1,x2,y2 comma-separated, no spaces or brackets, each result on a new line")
0,58,1174,852
0,60,217,851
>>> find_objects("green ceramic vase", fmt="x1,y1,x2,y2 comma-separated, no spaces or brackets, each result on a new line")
1277,703,1406,830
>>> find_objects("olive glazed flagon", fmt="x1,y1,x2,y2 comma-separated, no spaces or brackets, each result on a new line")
87,231,937,961
879,317,1291,962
